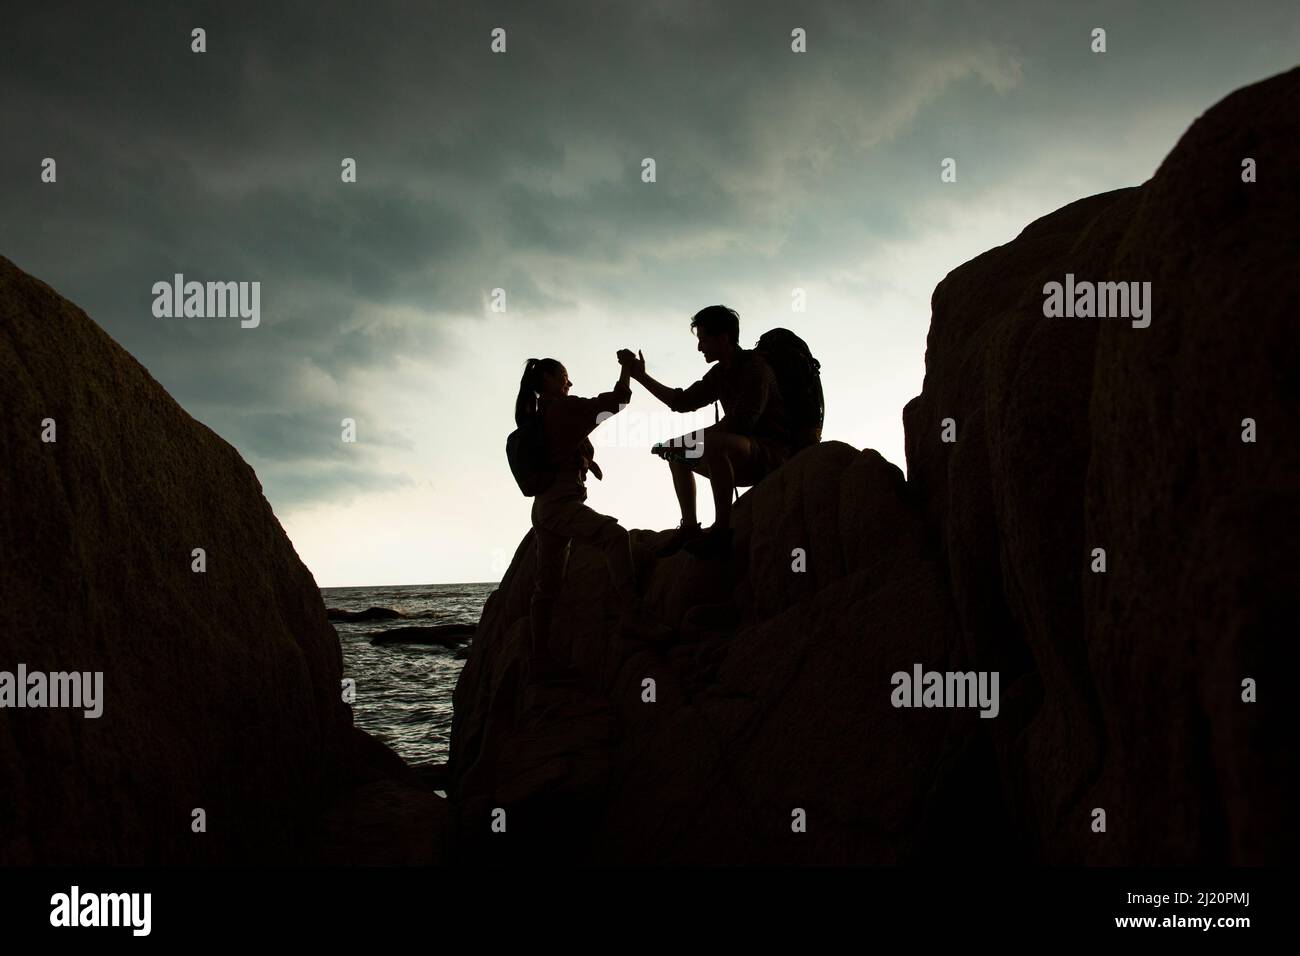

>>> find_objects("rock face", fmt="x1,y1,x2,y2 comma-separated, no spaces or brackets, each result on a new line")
452,443,1000,863
450,67,1299,864
0,256,443,864
905,64,1299,864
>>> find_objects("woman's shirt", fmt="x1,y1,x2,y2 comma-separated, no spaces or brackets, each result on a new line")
540,375,633,482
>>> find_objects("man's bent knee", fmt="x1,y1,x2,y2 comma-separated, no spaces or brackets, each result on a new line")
704,439,740,470
670,450,709,478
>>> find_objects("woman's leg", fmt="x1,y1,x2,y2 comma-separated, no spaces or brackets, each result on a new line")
529,525,571,660
538,496,638,605
587,517,637,606
534,479,669,641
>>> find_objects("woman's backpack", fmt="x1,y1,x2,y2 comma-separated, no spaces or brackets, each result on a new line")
754,328,824,450
506,413,554,497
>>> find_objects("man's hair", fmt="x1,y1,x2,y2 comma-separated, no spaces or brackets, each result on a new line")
690,305,740,345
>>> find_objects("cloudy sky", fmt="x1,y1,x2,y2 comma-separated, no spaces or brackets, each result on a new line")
3,1,1297,586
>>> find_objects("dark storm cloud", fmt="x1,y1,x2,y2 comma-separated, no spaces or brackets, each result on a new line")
2,0,1296,511
254,459,418,511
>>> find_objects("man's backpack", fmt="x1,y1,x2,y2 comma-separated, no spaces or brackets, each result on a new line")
754,328,824,451
506,414,554,497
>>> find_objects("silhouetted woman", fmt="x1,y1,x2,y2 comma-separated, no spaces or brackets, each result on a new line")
515,356,667,675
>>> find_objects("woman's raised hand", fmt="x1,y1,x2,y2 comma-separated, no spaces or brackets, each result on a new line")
618,348,646,377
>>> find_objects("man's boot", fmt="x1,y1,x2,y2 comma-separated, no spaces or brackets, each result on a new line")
684,524,734,560
654,520,703,559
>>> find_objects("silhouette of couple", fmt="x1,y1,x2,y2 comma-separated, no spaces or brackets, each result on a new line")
514,305,794,674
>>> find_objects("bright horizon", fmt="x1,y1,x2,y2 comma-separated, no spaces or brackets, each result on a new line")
3,3,1297,586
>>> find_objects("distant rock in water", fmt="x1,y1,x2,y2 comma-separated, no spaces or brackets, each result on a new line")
448,67,1299,865
369,624,475,647
0,256,446,864
327,606,406,622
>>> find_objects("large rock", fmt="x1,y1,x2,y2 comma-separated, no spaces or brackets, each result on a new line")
0,256,443,864
1083,68,1299,864
904,66,1299,862
450,443,998,863
902,188,1141,859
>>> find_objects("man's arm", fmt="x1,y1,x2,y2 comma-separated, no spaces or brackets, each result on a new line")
620,349,676,408
621,349,714,412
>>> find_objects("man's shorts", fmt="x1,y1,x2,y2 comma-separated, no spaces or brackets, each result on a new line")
661,431,791,488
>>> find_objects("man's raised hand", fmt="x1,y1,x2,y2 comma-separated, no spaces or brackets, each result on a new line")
618,349,646,378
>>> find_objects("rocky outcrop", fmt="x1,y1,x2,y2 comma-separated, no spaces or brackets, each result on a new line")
327,606,406,621
905,64,1299,864
0,256,445,864
450,67,1299,864
369,624,475,647
451,443,1001,863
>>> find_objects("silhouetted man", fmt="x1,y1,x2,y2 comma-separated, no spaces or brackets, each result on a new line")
620,305,792,559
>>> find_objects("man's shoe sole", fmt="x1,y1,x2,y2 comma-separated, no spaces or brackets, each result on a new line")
654,527,703,559
684,532,734,559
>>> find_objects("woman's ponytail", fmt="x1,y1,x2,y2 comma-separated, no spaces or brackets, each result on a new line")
514,357,561,426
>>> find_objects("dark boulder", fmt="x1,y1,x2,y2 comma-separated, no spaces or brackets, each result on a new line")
369,624,475,647
327,606,406,622
0,256,446,864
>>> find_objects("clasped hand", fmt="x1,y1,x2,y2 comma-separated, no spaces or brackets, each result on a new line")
616,348,645,377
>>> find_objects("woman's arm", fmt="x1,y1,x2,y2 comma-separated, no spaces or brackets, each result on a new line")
590,364,632,417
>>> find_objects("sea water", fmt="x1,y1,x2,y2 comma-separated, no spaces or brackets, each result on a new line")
321,581,496,767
